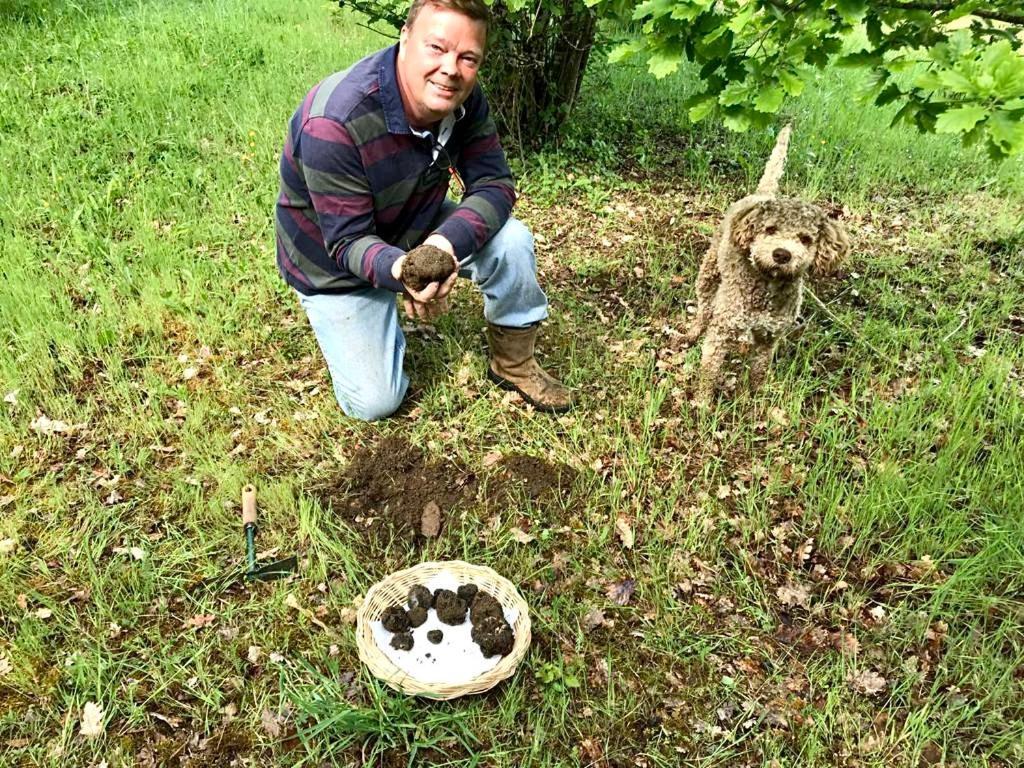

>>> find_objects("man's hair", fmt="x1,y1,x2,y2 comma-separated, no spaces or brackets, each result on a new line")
405,0,490,30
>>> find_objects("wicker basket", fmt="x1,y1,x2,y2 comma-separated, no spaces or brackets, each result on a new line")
356,560,531,699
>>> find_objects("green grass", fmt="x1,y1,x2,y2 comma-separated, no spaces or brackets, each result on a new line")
2,1,1023,766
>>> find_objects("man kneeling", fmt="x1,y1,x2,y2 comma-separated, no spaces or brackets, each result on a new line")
274,0,572,420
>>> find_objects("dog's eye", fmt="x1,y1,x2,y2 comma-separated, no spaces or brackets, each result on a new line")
765,225,778,235
799,234,813,246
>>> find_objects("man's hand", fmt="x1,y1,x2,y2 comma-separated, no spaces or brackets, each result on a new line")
392,245,458,322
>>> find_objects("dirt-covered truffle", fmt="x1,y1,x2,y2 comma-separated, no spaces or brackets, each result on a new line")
427,629,443,644
470,591,503,624
471,614,514,657
457,583,478,603
407,606,428,627
433,589,468,625
381,606,410,633
408,584,433,610
390,632,414,651
401,244,455,292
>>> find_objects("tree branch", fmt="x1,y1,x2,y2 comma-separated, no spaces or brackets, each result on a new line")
763,1,1024,26
881,2,1024,26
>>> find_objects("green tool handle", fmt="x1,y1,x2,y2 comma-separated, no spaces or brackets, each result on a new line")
242,485,258,572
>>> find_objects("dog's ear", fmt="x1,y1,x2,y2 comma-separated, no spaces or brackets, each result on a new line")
813,217,849,275
729,198,767,251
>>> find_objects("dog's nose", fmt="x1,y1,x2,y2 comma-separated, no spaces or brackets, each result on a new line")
772,248,792,265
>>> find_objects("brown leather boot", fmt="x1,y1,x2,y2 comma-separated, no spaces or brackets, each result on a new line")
486,323,573,413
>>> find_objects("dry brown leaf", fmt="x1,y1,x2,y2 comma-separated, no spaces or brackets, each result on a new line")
247,646,263,664
605,579,636,606
614,516,634,549
34,607,52,620
0,652,12,677
583,608,607,631
510,527,536,544
0,538,16,555
260,708,282,739
776,583,810,608
838,632,860,656
79,701,105,738
420,501,442,538
850,669,887,696
482,451,503,468
31,415,74,435
184,614,216,630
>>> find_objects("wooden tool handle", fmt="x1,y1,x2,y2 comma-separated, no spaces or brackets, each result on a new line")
241,485,257,526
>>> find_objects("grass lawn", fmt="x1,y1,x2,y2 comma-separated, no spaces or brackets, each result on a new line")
1,0,1023,766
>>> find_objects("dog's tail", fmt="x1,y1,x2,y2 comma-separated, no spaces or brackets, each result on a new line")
755,123,792,196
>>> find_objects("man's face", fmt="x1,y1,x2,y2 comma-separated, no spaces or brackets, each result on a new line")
397,4,486,128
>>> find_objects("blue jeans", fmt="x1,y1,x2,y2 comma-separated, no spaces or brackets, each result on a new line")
297,213,548,421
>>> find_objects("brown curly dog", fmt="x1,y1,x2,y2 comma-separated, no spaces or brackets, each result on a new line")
686,126,850,403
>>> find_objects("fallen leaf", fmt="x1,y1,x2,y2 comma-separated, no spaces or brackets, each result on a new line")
776,583,810,608
582,608,607,631
184,614,215,629
1,495,17,508
869,605,887,622
338,606,357,625
768,407,790,427
716,484,732,499
150,712,181,730
850,669,887,696
510,527,536,544
30,415,72,435
34,607,53,619
79,701,105,738
247,646,263,664
606,579,636,605
181,366,198,381
0,652,12,676
420,501,442,538
482,451,502,468
0,538,16,555
260,708,282,738
3,390,17,404
838,632,860,656
614,517,634,549
579,737,604,762
268,652,285,663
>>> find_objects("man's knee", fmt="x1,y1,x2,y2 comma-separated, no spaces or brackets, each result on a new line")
338,388,405,422
492,218,535,261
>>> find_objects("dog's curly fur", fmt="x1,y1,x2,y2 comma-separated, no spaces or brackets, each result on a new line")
686,145,850,403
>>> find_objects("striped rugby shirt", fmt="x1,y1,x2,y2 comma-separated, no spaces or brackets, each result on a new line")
276,44,516,295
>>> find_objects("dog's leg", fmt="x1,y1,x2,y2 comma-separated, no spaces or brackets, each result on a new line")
695,327,730,405
685,240,721,345
747,339,778,393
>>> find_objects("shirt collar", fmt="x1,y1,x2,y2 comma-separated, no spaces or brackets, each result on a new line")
378,43,467,138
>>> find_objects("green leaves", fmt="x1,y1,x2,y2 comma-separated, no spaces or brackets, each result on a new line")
606,0,1024,158
935,106,988,135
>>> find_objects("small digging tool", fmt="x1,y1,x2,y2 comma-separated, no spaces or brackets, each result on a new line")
241,484,297,581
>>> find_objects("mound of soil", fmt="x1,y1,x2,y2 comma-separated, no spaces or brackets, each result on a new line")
490,454,579,502
322,436,477,541
402,244,455,292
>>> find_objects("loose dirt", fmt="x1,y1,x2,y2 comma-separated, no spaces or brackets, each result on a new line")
488,454,579,503
321,436,477,541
